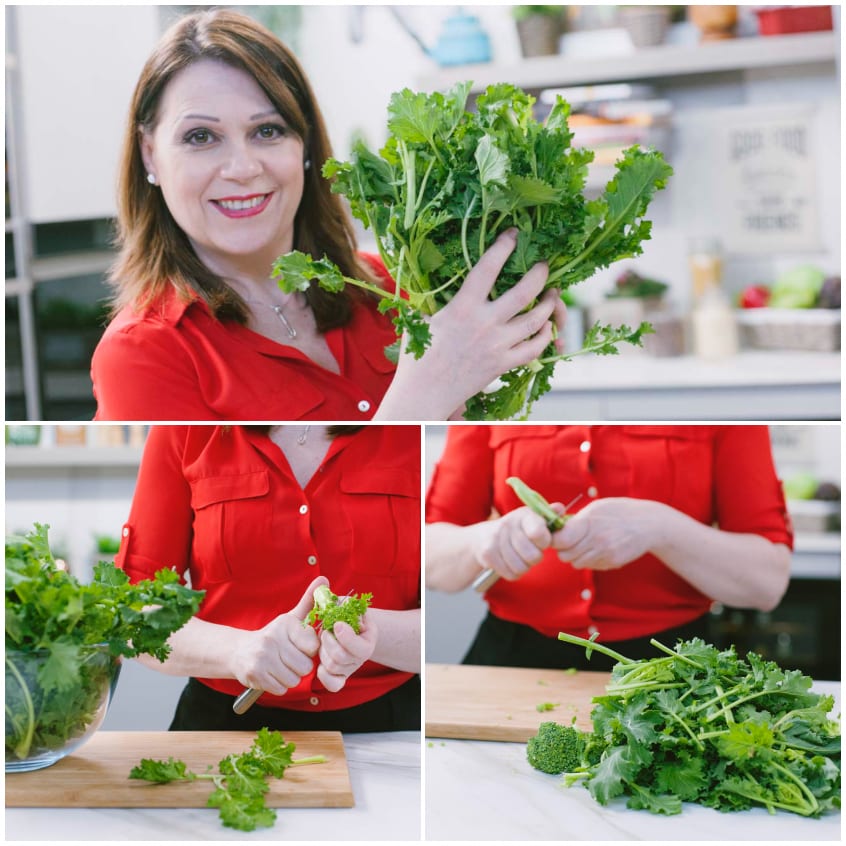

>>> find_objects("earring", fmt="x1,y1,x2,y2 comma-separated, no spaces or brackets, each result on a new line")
304,159,311,171
146,173,157,185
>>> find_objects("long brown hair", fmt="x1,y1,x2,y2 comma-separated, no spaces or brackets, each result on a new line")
108,8,377,329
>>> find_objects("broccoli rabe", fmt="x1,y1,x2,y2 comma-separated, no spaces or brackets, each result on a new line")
305,585,372,634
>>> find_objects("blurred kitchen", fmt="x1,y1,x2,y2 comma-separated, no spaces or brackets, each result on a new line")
4,4,841,421
423,423,841,680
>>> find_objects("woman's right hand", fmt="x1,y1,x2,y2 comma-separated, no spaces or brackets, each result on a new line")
379,228,564,420
472,505,556,582
228,576,325,696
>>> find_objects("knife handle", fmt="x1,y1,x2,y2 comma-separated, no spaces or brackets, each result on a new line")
472,567,500,593
233,687,262,714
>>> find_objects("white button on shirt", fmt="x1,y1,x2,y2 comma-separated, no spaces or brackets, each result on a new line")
307,555,317,566
587,486,598,498
358,400,371,413
581,588,592,601
587,625,599,636
299,504,309,515
579,440,591,453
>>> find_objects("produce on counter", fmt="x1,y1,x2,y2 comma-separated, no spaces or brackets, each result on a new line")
783,474,841,502
306,585,372,635
130,728,327,831
5,523,204,768
738,284,771,309
769,265,826,309
526,632,841,817
606,268,669,300
274,81,671,419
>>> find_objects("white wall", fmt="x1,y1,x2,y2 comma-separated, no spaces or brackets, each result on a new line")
12,5,161,222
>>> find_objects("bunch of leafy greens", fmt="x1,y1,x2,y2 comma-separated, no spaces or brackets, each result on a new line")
273,81,671,419
5,523,204,763
306,585,372,635
130,728,327,831
526,632,841,817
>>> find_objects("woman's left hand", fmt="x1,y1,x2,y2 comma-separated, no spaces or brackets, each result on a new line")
552,497,665,571
315,614,378,692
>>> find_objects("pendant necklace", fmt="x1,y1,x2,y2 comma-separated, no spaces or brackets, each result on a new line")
245,295,298,338
297,425,310,445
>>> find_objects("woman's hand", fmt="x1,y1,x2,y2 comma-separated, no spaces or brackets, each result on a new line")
474,505,557,581
315,614,378,692
553,498,664,571
228,576,324,696
377,228,566,420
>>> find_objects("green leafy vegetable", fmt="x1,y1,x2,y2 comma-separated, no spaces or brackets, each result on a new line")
536,702,560,713
526,633,841,817
305,585,372,635
130,728,327,831
272,81,670,419
5,523,204,763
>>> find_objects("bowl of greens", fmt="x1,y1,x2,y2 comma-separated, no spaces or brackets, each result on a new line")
5,643,121,772
5,523,204,773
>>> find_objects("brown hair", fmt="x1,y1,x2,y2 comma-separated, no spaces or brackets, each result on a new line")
109,8,377,329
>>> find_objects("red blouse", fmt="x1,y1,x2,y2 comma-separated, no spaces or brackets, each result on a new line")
91,255,397,421
425,425,793,642
117,424,421,711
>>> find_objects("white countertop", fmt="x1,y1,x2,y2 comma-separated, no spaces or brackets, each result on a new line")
547,350,841,391
424,682,841,841
4,731,421,842
532,350,840,419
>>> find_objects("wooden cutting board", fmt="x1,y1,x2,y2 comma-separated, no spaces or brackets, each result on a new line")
5,730,353,808
425,663,610,742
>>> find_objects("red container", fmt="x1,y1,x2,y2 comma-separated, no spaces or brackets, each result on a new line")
755,5,833,36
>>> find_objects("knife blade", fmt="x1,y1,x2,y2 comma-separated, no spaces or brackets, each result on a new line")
472,483,583,593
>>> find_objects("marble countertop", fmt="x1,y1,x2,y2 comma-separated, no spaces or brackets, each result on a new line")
4,731,421,842
424,682,841,841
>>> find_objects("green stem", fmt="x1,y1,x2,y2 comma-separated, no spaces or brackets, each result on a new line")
557,632,634,665
291,755,328,766
460,195,478,272
648,638,706,671
5,654,36,760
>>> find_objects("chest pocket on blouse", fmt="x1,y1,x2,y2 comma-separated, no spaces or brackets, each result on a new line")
338,467,420,576
189,470,271,585
618,426,714,522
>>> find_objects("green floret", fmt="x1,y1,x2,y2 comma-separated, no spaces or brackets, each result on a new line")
305,585,372,634
527,722,587,774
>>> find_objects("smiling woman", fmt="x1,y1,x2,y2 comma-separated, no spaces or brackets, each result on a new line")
90,8,565,422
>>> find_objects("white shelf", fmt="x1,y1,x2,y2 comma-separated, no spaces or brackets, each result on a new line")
30,249,113,282
420,32,839,93
4,445,144,468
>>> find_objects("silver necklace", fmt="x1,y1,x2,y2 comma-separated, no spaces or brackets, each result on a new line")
297,425,310,445
245,296,298,338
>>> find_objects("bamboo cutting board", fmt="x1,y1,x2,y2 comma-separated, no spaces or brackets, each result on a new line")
425,663,610,742
5,731,353,808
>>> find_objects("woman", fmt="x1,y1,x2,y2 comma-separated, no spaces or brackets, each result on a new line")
426,425,792,670
91,9,564,421
119,424,421,732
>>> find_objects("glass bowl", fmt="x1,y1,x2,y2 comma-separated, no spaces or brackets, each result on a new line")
5,644,121,772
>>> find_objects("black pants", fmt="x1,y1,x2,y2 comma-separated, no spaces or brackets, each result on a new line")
169,675,421,733
462,612,711,672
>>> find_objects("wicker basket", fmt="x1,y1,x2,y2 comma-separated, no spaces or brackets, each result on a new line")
736,308,841,352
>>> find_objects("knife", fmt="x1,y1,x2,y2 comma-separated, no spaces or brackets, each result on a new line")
472,480,583,593
232,589,355,715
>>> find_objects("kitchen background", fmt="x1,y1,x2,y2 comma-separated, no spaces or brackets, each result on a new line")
4,4,841,420
3,421,842,732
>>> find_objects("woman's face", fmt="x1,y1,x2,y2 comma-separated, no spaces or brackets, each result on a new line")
140,58,305,278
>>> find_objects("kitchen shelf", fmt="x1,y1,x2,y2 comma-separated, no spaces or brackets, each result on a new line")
420,31,839,93
4,445,144,468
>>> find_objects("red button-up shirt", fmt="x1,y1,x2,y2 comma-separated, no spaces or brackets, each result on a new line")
117,424,421,711
426,425,793,642
91,256,397,421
